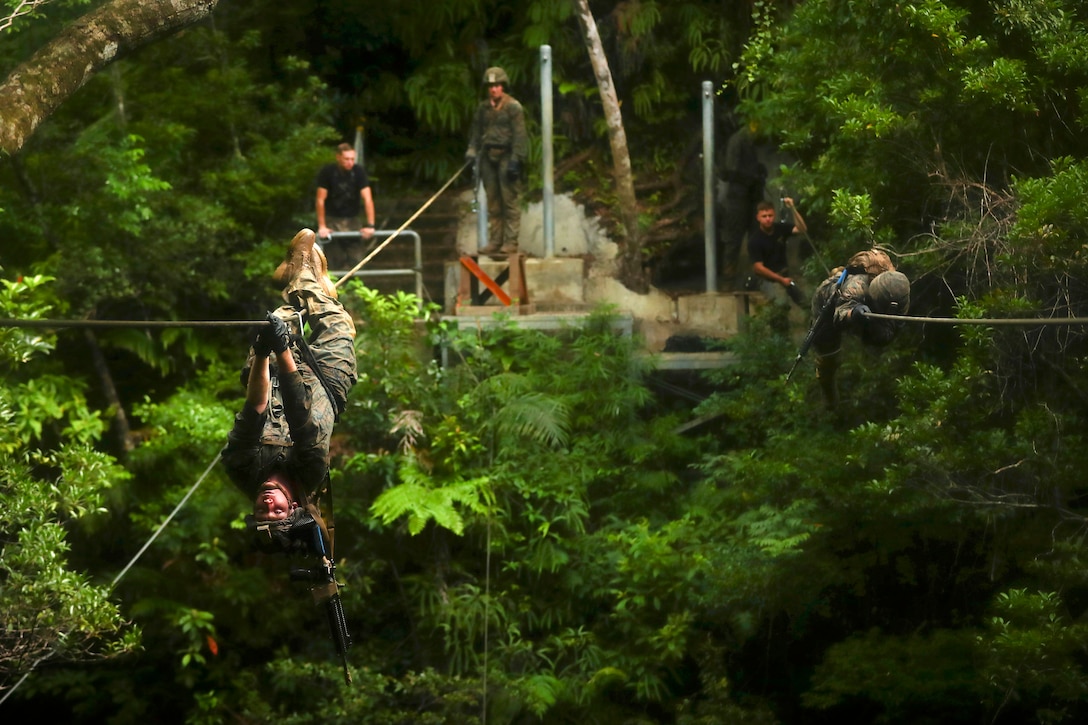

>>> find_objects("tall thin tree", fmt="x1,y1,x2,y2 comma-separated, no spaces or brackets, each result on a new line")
572,0,646,292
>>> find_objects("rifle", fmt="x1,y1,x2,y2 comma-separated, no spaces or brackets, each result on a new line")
786,266,848,381
470,153,481,213
288,511,353,685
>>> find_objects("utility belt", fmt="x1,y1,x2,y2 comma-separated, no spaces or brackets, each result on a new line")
484,144,511,160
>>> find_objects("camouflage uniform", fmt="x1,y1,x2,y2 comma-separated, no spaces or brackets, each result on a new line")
809,250,908,408
466,69,529,252
221,269,357,504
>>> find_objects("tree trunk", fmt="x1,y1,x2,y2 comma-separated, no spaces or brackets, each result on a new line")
572,0,648,292
83,329,135,454
0,0,220,156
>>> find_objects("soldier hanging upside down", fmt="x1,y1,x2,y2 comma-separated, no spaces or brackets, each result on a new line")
809,249,911,409
220,228,358,552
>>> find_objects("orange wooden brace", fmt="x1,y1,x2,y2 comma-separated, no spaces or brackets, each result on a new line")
459,255,513,306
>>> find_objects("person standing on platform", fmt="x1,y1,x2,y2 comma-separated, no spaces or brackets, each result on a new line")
465,67,529,255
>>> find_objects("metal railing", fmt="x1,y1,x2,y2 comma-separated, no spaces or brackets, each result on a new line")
320,229,423,301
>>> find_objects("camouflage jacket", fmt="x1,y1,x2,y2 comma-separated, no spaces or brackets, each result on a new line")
811,270,901,353
220,366,330,504
467,94,529,161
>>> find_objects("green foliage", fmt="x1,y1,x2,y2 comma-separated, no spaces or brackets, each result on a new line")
371,459,492,536
736,0,1088,256
804,627,983,719
9,1,1088,722
0,273,137,688
978,589,1088,723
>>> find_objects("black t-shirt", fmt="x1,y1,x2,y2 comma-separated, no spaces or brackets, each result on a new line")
747,219,793,273
315,164,370,218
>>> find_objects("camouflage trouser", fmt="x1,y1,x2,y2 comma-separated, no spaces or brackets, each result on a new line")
252,271,358,453
480,151,522,248
278,270,357,415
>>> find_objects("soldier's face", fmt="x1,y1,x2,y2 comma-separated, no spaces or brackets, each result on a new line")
253,475,297,521
488,83,504,102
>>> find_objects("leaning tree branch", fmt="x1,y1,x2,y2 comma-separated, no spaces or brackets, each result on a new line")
0,0,219,156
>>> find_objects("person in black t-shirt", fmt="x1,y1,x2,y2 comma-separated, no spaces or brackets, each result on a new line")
315,143,376,269
747,198,806,306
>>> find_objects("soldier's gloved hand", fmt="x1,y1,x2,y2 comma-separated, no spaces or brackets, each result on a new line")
252,327,273,358
506,159,521,182
263,312,292,355
852,304,871,321
464,148,477,162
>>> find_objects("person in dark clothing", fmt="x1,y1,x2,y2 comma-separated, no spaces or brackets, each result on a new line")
221,228,357,550
748,198,807,306
315,143,377,270
809,249,911,408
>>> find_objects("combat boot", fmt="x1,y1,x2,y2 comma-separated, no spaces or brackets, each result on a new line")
274,229,337,299
310,242,337,299
274,229,318,286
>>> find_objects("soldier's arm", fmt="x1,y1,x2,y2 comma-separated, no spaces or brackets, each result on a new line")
510,102,529,161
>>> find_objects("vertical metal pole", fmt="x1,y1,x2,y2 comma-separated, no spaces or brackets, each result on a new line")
541,45,555,258
476,177,489,253
702,81,717,293
354,120,365,168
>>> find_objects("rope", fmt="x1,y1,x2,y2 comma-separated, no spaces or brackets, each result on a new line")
3,312,1087,331
110,453,222,589
0,318,265,329
4,312,1088,331
334,160,472,288
864,312,1088,326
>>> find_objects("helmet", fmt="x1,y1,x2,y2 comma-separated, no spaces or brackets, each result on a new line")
246,505,329,556
868,271,910,315
483,67,510,86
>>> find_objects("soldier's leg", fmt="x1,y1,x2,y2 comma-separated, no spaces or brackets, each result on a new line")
812,326,842,410
720,199,748,280
479,157,503,251
499,157,522,252
293,290,357,416
272,229,356,414
814,350,841,410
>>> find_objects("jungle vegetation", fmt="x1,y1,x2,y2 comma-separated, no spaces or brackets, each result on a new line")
3,0,1088,723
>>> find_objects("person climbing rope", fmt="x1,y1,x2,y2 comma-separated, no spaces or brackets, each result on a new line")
220,228,358,683
806,249,911,409
220,228,357,552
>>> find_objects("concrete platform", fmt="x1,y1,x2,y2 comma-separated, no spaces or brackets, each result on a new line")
444,251,766,369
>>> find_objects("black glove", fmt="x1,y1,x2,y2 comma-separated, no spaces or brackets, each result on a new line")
506,159,521,182
252,328,273,358
852,304,871,321
786,281,805,307
259,312,292,356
